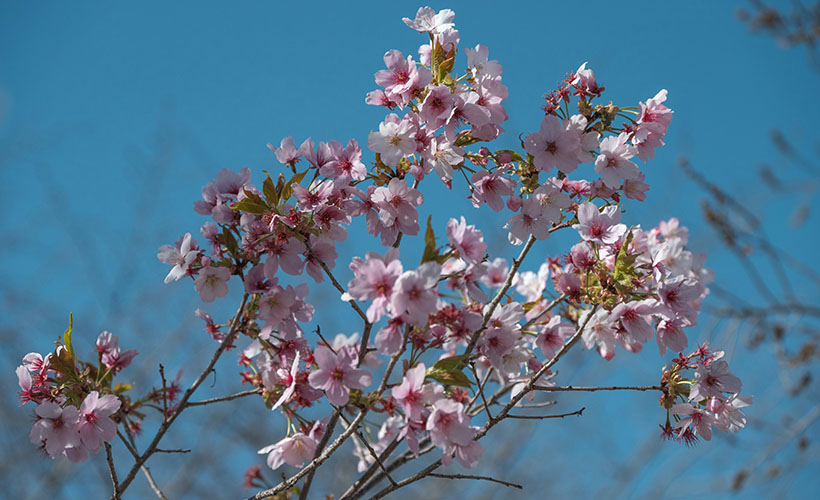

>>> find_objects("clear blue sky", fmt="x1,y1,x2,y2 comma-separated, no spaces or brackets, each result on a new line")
2,2,818,499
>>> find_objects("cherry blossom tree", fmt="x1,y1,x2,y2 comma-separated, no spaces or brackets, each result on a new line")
13,6,756,499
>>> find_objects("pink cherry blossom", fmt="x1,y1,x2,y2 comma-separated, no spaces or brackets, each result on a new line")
573,202,627,245
595,132,640,189
258,433,317,470
194,265,230,303
271,352,300,411
470,169,514,212
390,262,441,326
689,359,742,402
158,233,198,284
672,403,717,441
402,6,455,35
446,216,486,265
710,394,753,433
344,249,403,323
426,398,482,467
580,309,617,360
308,346,372,406
367,114,417,167
524,114,581,173
536,316,573,360
392,363,438,422
77,391,121,452
633,89,673,161
30,402,81,458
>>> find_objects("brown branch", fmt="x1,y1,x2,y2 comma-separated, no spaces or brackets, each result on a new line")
463,234,537,359
113,293,249,498
155,448,191,454
522,294,566,330
507,407,585,420
301,237,373,366
245,410,367,500
186,387,262,407
365,304,599,500
141,465,169,500
252,328,408,500
105,442,121,500
352,426,398,487
471,363,493,421
532,385,664,393
297,409,341,500
427,473,523,490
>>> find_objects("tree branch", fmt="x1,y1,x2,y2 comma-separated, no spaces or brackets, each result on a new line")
427,473,523,490
105,442,121,500
507,407,585,419
532,385,664,393
186,387,262,407
113,293,249,498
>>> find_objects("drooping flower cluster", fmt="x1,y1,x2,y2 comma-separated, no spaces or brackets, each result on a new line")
18,6,750,493
17,322,127,462
661,345,752,444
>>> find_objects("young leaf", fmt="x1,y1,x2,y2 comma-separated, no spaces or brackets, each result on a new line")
64,313,74,360
425,366,473,388
421,215,439,263
262,170,279,206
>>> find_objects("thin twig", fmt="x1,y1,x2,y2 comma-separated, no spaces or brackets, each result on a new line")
427,473,523,489
155,448,191,454
186,387,262,407
302,237,372,366
365,305,599,500
471,363,492,421
113,293,249,498
245,410,367,500
105,442,121,500
507,407,585,419
532,385,664,393
522,294,566,330
352,425,397,487
298,409,341,500
141,465,169,500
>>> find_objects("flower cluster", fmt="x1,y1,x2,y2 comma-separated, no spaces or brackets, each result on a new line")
18,6,750,494
660,345,752,444
17,319,128,462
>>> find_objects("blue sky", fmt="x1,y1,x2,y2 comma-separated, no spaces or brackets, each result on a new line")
2,1,819,499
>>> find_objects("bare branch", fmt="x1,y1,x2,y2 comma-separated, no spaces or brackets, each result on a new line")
141,465,169,500
298,409,341,500
186,388,262,407
507,407,585,420
105,442,121,500
114,293,250,497
427,473,523,490
532,385,664,393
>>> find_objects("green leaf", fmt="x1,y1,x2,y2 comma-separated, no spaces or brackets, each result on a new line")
426,366,473,388
454,132,480,147
113,383,132,393
64,313,74,360
431,39,447,70
281,170,308,202
262,170,278,206
421,216,439,263
431,354,471,372
222,226,239,256
613,228,639,293
232,189,269,214
437,55,455,82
